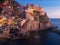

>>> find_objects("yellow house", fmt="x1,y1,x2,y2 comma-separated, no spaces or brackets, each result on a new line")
0,16,6,27
25,8,35,14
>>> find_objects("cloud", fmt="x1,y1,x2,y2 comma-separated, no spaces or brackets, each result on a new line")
44,7,60,18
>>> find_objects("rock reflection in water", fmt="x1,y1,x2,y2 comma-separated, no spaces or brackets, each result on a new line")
0,31,60,45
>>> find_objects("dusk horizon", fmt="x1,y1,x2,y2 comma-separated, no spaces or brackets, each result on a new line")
0,0,60,45
16,0,60,18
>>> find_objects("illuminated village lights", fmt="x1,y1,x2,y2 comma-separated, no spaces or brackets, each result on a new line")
0,0,51,39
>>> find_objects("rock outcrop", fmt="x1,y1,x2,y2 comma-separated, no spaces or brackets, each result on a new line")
0,0,51,39
23,4,51,30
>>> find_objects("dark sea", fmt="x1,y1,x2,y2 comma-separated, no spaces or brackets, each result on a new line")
0,19,60,45
50,19,60,30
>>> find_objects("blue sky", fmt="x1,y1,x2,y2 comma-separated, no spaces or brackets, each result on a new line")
16,0,60,18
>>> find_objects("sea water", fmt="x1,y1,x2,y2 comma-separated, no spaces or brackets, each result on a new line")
0,19,60,45
50,19,60,30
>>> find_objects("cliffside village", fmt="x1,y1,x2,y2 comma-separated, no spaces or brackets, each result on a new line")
0,0,51,39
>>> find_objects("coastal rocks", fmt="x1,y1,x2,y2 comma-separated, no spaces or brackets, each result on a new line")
0,0,52,39
24,4,51,31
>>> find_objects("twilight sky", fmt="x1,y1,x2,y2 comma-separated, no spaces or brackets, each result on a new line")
16,0,60,18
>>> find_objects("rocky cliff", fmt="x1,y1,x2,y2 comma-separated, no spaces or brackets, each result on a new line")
0,0,51,39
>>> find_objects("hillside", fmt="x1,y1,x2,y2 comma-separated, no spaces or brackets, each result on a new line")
0,0,51,39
